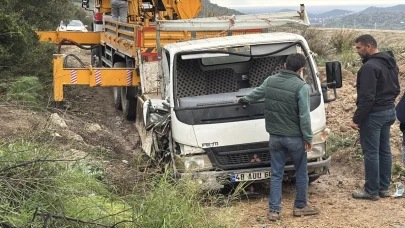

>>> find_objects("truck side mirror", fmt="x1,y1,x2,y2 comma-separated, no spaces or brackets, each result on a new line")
326,61,342,88
321,61,342,103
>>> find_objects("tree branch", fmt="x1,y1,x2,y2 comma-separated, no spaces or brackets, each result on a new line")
0,156,88,174
36,211,112,227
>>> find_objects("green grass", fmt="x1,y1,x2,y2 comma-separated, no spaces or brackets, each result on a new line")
326,131,358,156
0,140,238,227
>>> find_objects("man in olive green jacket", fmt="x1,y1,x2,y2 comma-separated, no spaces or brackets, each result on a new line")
238,53,318,221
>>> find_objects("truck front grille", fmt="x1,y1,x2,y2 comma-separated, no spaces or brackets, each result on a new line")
206,142,271,170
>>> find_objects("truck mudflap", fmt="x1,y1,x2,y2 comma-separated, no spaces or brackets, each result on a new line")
177,156,331,190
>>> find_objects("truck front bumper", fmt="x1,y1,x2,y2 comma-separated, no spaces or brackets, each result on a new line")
177,156,331,190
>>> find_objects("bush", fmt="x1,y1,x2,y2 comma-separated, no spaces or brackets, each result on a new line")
329,29,359,54
15,42,56,82
0,140,129,227
7,76,42,106
301,28,330,57
0,139,238,227
327,131,358,156
336,50,360,69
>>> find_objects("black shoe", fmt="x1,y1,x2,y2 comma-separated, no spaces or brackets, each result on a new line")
379,190,391,198
352,189,380,201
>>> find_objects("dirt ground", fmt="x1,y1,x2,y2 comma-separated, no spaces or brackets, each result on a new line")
3,29,405,227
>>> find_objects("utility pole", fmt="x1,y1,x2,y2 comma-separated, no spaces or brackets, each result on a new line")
374,22,376,30
353,19,356,28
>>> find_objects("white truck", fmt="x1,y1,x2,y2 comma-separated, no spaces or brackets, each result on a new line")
38,3,341,189
135,7,342,189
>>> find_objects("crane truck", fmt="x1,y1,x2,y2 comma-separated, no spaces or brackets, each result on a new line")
37,0,342,189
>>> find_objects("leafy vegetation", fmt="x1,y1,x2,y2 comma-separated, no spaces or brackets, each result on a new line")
0,139,237,227
0,0,91,83
6,76,42,106
326,131,358,156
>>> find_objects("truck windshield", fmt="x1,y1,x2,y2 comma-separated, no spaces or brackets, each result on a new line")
174,47,318,109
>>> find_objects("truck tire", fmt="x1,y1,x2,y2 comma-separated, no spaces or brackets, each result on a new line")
308,176,320,184
112,87,122,110
112,62,126,110
121,87,137,120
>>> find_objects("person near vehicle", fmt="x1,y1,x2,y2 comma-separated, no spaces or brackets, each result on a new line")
238,53,319,221
350,34,400,200
111,0,128,23
395,93,405,167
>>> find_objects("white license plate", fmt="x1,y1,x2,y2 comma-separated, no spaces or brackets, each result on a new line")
231,171,271,182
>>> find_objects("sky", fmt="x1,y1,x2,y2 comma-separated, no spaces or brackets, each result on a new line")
209,0,405,8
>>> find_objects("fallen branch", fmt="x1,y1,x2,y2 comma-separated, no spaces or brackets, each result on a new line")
36,211,112,227
0,156,88,174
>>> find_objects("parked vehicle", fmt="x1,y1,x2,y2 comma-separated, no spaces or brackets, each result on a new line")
58,20,88,32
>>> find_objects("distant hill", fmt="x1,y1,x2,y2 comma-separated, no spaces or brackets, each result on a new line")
316,9,353,18
324,12,405,30
360,4,405,13
277,9,296,13
198,0,244,17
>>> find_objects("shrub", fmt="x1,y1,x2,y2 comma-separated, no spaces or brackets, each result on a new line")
301,28,330,57
329,29,359,54
327,131,358,156
7,76,42,106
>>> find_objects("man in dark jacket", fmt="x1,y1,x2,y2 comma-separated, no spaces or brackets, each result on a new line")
395,93,405,166
239,53,318,221
350,34,400,200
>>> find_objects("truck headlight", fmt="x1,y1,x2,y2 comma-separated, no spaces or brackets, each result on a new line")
182,155,213,171
307,128,329,159
308,142,326,159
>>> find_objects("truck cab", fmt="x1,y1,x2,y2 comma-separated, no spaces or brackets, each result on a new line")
137,32,341,189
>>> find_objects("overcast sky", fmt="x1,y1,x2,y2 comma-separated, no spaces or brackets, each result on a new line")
209,0,404,7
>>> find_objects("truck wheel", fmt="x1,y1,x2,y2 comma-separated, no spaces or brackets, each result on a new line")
112,87,122,110
121,87,137,120
308,176,320,184
112,62,126,110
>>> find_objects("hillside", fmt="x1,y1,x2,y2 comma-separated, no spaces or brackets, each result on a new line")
316,9,353,18
324,12,405,30
198,0,244,17
360,4,405,13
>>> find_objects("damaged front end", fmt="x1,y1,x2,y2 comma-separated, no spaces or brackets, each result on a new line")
136,99,172,166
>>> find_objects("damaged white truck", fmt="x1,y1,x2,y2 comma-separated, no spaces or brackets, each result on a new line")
136,7,342,189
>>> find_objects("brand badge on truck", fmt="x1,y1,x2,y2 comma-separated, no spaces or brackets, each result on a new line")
251,154,261,163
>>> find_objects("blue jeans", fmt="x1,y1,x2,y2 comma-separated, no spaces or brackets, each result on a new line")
359,108,396,195
402,133,405,166
269,135,308,212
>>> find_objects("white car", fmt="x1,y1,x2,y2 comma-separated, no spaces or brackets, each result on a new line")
58,20,88,32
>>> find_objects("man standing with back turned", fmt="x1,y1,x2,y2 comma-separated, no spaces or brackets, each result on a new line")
239,53,319,221
350,34,400,200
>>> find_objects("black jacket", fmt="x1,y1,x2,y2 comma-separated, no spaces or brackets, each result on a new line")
353,51,400,124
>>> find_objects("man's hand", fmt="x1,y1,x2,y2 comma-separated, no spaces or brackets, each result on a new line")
237,98,245,104
304,141,313,152
350,121,360,130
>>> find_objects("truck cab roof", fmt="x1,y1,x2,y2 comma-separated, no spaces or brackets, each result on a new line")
163,32,309,54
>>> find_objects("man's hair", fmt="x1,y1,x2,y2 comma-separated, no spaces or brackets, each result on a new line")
285,53,306,72
355,34,377,48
